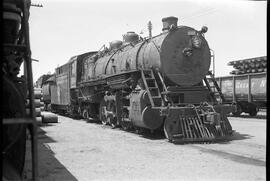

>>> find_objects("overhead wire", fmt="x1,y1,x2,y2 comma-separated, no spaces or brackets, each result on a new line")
182,7,221,23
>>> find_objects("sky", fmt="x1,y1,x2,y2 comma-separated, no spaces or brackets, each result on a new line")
29,0,267,81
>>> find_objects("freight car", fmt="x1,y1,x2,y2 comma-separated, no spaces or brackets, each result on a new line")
49,16,236,143
209,72,267,116
34,73,53,88
41,74,55,111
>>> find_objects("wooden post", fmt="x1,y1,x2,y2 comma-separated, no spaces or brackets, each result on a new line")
232,76,236,102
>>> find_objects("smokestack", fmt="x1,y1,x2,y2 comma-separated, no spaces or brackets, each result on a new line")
162,16,178,31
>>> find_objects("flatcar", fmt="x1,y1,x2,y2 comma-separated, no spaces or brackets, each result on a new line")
49,16,236,143
209,72,266,116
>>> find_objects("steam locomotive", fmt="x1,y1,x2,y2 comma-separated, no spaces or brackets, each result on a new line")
44,16,235,143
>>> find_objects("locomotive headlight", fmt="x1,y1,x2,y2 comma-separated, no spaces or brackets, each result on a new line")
191,35,202,48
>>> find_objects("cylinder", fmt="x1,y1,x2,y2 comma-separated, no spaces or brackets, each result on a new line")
26,108,41,117
34,90,43,99
129,90,163,129
26,99,44,107
42,114,58,123
36,116,42,124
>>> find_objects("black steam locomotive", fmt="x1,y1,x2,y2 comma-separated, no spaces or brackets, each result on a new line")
43,16,235,143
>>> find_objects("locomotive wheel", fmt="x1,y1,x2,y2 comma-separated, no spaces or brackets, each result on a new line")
106,100,118,128
101,118,107,125
249,109,258,117
108,116,117,128
232,104,242,116
135,127,145,134
82,109,89,119
47,104,51,112
121,121,130,131
100,109,107,125
99,101,107,125
121,111,131,131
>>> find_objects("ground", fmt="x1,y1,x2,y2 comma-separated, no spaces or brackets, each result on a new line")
24,112,266,181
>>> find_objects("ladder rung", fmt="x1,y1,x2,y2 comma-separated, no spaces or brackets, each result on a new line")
141,69,165,107
146,78,155,81
161,91,171,94
143,71,153,77
4,44,27,50
145,75,153,79
143,70,152,73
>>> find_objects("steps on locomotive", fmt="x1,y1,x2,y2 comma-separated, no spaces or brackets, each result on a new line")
204,71,226,103
141,70,163,107
142,69,153,78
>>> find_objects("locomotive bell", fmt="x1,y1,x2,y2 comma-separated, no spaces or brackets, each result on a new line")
162,16,178,31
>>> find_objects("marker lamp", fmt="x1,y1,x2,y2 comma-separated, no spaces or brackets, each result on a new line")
191,35,202,48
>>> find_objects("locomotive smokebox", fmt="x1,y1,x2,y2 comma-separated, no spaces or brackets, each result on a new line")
162,16,178,31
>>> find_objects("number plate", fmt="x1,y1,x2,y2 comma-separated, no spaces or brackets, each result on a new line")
187,30,196,35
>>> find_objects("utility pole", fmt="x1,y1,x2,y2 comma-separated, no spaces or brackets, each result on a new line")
31,3,43,7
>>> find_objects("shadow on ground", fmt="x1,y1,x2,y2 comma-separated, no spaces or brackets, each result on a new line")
228,114,266,119
59,115,255,144
82,118,253,142
230,131,253,140
23,127,78,181
84,118,166,141
171,131,252,145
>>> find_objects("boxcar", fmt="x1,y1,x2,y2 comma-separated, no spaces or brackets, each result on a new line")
210,72,266,116
50,62,70,113
35,74,53,88
42,74,55,110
